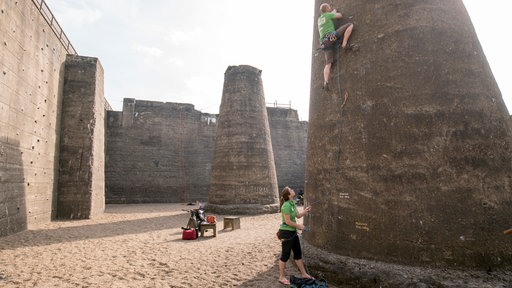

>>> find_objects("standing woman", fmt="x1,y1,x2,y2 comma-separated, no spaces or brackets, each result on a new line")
277,187,312,285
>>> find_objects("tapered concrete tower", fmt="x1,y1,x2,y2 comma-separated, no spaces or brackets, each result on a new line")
208,65,280,214
306,0,512,273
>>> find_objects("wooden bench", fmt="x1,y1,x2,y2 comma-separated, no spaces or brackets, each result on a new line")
200,223,217,237
223,216,241,230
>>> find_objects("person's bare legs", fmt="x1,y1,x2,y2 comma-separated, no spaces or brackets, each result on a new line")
341,24,354,48
323,62,332,88
294,259,312,278
279,260,287,282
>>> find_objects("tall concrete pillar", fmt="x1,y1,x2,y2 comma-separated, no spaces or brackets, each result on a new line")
208,65,279,214
57,55,105,219
306,0,512,275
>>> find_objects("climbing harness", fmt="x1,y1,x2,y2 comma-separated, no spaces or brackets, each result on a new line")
277,230,298,242
320,32,338,50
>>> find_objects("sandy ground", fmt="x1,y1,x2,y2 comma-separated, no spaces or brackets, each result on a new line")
0,203,322,288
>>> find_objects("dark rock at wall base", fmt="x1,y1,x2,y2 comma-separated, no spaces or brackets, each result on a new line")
302,241,512,287
205,203,279,215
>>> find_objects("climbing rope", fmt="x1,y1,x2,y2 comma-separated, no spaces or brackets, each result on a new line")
299,40,350,280
335,44,349,165
298,28,355,282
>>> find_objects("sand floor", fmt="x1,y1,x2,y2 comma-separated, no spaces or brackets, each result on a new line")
0,203,323,288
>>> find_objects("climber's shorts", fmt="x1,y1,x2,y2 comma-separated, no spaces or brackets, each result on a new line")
323,23,353,64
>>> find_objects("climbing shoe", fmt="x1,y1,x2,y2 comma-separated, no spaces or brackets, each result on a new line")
343,43,359,52
323,82,330,91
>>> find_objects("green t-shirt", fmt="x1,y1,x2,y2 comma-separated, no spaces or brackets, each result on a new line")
280,200,297,231
318,12,336,43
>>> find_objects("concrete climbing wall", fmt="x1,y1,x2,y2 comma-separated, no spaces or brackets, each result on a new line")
56,55,105,219
0,0,69,235
208,65,280,214
307,0,512,271
1,1,107,233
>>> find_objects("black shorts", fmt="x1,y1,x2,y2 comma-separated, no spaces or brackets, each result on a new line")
279,230,302,262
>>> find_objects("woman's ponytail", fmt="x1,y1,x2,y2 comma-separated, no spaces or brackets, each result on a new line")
279,186,292,212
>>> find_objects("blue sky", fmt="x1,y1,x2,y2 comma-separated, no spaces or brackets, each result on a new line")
45,1,512,120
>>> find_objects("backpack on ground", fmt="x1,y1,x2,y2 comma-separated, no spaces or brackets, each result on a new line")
290,275,328,288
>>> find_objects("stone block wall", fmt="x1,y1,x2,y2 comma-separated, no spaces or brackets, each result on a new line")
0,0,69,235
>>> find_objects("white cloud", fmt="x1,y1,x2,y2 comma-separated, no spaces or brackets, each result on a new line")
165,27,203,46
47,0,102,28
183,76,217,92
168,57,185,67
96,0,141,21
135,45,163,58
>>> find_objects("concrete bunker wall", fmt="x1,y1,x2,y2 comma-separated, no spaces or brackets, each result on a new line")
268,107,308,192
106,99,218,203
57,55,105,219
208,65,280,214
1,1,106,235
1,0,306,235
1,0,69,235
106,98,308,204
307,0,512,273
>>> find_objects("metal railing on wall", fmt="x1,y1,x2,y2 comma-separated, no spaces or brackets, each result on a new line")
31,0,77,55
266,100,292,109
31,0,116,111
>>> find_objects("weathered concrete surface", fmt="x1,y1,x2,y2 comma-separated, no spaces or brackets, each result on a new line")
56,55,105,219
208,65,280,214
268,107,308,192
302,241,512,288
306,0,512,279
106,99,218,203
0,0,69,235
105,99,308,204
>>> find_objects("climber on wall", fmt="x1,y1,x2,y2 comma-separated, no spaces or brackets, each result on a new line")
317,2,354,91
